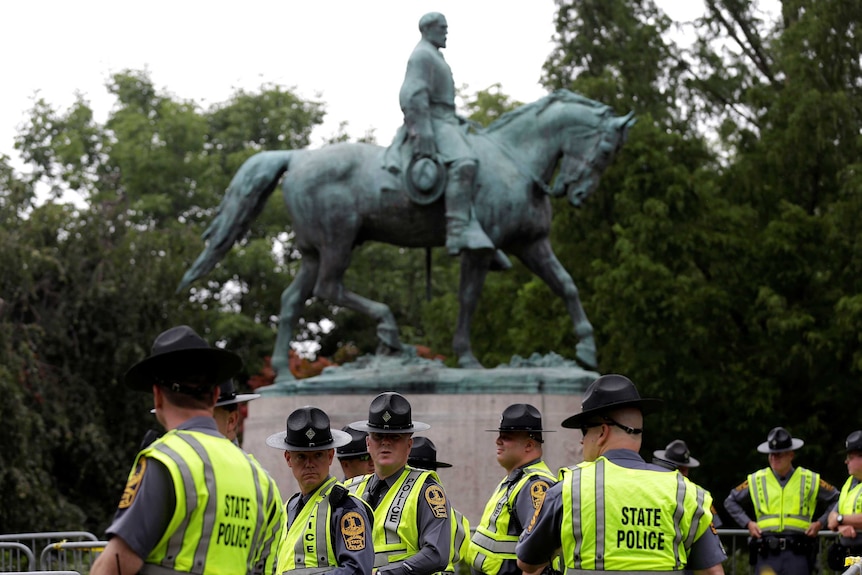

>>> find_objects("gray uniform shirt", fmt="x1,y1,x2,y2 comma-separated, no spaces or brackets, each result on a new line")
285,476,375,575
724,465,838,531
105,417,222,559
364,466,452,575
516,449,727,571
474,458,555,575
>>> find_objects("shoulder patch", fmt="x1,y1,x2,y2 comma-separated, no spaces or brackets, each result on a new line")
734,480,749,492
820,479,836,491
425,484,448,518
119,457,147,509
530,481,550,509
341,511,366,551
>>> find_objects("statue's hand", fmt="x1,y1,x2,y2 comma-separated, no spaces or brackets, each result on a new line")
413,132,436,159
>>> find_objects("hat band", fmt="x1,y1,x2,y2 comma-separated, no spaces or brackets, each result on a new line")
368,421,413,430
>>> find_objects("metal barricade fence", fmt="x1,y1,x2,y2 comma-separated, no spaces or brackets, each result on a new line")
0,542,36,572
39,541,106,573
0,532,98,572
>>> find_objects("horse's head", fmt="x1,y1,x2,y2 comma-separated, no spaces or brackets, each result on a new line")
551,108,636,207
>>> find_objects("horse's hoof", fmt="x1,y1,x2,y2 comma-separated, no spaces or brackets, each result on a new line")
575,341,597,370
457,354,484,369
376,325,403,351
376,343,402,357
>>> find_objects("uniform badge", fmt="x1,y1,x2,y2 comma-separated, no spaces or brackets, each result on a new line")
341,511,366,551
119,458,147,509
530,481,550,509
425,485,448,519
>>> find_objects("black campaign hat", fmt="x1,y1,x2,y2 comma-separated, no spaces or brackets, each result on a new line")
486,403,554,433
408,436,452,469
561,374,662,429
653,439,700,469
337,426,370,460
349,392,430,434
215,379,260,407
125,325,242,392
266,406,352,452
757,427,804,454
846,431,862,453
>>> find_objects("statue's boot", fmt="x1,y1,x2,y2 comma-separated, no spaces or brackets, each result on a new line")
445,172,494,255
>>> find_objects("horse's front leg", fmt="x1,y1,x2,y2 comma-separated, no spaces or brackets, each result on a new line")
272,254,320,381
453,250,493,368
314,247,402,355
513,238,597,369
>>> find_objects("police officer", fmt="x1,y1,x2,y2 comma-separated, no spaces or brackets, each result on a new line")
266,406,374,575
653,440,723,529
469,404,557,575
724,426,837,575
92,325,285,575
347,392,452,575
337,426,375,480
409,437,472,575
825,431,862,569
213,379,260,445
516,374,726,574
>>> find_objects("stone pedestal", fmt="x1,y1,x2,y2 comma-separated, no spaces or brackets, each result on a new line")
241,354,596,522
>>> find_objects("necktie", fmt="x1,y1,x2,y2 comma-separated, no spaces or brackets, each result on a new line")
367,479,387,509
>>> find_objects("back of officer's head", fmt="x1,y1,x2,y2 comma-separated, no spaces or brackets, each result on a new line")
158,376,219,411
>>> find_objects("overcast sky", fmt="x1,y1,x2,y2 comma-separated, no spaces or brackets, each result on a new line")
1,0,705,169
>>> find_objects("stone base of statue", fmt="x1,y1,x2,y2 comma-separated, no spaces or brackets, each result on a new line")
242,350,597,521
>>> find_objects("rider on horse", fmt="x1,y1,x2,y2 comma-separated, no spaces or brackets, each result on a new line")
392,12,494,257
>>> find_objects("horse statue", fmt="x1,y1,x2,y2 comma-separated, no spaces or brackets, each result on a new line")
180,89,635,379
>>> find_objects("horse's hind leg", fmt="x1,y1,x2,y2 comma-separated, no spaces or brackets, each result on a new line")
453,250,493,368
513,239,597,369
314,245,402,354
271,254,320,380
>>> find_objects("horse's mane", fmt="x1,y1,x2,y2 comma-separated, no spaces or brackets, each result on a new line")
483,89,613,134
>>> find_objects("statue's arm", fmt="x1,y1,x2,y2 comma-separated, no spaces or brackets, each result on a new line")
399,50,435,158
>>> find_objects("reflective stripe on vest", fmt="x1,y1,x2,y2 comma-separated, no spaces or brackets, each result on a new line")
837,477,862,515
748,467,820,532
346,467,436,567
469,461,556,575
561,458,710,571
278,477,338,573
139,429,266,575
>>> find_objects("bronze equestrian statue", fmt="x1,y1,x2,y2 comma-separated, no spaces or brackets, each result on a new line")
180,87,634,379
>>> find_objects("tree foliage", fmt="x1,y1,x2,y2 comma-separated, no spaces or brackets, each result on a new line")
539,0,862,506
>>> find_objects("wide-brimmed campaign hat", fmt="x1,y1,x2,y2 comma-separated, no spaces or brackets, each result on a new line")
125,325,242,392
561,374,662,429
846,431,862,453
266,406,352,452
349,392,430,434
486,403,554,433
215,379,260,407
653,439,700,468
337,426,370,460
757,426,804,453
408,436,452,469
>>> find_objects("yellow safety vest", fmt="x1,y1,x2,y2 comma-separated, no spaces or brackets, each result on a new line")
837,477,862,515
277,477,340,574
748,467,819,532
347,467,438,570
138,429,278,575
469,461,556,575
560,457,712,572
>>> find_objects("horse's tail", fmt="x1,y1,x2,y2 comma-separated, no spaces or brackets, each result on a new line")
178,150,294,291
